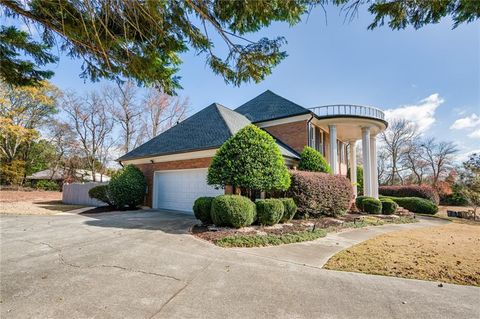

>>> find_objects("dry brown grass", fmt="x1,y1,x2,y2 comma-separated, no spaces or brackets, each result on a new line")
324,222,480,286
0,190,85,215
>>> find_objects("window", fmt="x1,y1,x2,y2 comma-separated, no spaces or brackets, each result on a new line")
308,123,315,148
338,141,346,164
315,126,324,155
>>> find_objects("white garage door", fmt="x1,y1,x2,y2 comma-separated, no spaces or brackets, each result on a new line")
153,168,224,213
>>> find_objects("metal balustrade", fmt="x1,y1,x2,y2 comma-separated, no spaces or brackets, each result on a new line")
308,104,385,121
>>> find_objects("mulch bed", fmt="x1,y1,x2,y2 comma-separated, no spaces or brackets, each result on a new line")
191,213,406,243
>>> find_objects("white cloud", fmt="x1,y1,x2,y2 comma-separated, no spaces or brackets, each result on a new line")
450,113,480,130
456,148,480,163
468,129,480,139
384,93,444,133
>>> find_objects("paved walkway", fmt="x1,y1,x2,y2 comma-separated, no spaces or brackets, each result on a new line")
1,211,478,319
233,216,448,268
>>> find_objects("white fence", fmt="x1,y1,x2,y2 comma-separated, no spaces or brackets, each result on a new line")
62,182,108,207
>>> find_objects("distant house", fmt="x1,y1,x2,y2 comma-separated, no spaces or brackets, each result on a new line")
26,168,111,186
118,90,388,212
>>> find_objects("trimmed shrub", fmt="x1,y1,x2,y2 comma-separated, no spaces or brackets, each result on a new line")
380,198,398,215
279,198,297,222
288,170,353,217
298,146,332,173
211,195,256,228
355,195,368,211
362,198,382,214
88,185,112,205
34,180,60,191
109,165,147,209
256,199,284,226
379,185,439,205
382,196,438,215
208,124,290,192
193,197,214,224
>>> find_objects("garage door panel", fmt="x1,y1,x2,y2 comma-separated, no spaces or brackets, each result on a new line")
154,169,223,213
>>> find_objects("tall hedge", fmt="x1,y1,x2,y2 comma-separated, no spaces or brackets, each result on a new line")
207,124,290,192
109,165,147,209
287,170,353,217
298,146,332,173
379,185,439,204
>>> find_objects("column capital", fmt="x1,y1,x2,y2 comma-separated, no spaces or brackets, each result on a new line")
361,126,372,132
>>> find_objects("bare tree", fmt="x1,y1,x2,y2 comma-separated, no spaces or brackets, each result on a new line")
47,120,77,179
402,141,430,184
141,89,189,140
106,81,142,153
379,118,418,185
419,138,458,187
62,92,113,182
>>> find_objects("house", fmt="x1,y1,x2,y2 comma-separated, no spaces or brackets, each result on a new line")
118,90,387,212
27,168,111,186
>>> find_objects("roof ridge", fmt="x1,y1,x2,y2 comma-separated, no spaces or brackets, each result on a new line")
214,103,250,135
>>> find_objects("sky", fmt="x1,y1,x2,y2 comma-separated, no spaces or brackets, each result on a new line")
21,5,480,160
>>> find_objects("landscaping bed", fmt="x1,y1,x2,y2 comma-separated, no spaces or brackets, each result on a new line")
192,214,417,248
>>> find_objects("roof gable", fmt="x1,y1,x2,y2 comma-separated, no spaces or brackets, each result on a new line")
118,103,250,161
235,90,310,123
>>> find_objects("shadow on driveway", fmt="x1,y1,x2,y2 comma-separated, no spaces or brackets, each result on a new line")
83,209,196,234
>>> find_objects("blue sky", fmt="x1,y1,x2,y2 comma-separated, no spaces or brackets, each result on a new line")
31,5,480,159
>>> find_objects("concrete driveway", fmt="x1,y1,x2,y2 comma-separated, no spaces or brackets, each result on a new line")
1,210,478,319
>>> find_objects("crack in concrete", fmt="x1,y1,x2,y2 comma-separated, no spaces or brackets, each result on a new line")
148,252,224,319
28,240,182,282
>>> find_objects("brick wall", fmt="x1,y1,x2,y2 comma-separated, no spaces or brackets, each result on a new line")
133,157,213,207
263,120,308,153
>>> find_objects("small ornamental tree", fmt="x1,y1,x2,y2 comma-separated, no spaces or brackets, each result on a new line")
298,146,331,173
207,124,290,193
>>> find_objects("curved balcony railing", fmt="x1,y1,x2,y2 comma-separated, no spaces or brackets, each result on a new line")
309,104,385,121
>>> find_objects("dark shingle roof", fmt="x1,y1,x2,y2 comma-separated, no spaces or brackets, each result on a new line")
118,103,250,161
235,90,310,123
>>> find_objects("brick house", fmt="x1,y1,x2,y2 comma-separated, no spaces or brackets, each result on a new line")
118,90,387,212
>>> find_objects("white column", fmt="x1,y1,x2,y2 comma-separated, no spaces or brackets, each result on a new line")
349,140,357,197
329,124,338,175
370,135,378,199
361,127,371,197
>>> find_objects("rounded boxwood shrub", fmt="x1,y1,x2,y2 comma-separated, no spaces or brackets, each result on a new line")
193,197,214,224
279,198,297,223
211,195,256,228
88,185,112,206
362,198,382,214
383,196,438,215
380,198,398,215
355,195,368,212
287,170,353,217
109,165,147,209
256,199,284,226
298,146,332,173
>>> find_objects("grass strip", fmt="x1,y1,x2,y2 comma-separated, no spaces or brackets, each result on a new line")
216,229,327,248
